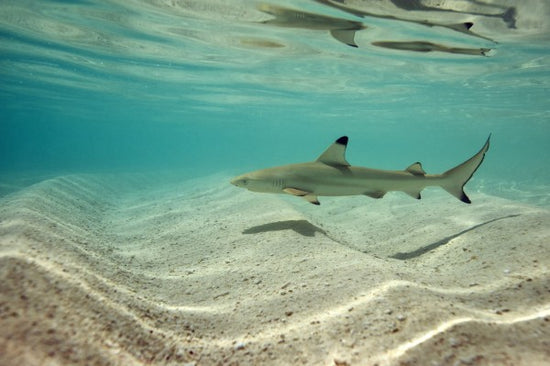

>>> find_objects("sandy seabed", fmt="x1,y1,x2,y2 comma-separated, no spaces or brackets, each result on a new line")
0,173,549,366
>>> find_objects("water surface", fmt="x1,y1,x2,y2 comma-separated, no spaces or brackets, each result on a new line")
1,0,549,204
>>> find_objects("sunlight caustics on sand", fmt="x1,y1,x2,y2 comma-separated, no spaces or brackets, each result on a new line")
1,173,549,365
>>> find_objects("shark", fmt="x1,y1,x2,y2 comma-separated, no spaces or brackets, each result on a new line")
230,135,490,205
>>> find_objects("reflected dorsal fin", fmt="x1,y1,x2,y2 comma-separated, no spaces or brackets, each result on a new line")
316,136,350,166
330,29,358,48
406,162,426,175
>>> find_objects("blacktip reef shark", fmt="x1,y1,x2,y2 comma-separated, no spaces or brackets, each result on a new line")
231,135,490,205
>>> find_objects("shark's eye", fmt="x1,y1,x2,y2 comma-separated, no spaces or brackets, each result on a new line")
242,180,248,185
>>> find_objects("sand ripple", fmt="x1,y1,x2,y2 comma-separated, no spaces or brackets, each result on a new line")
1,173,549,365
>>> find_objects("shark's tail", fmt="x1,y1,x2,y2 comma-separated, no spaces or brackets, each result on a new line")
440,135,491,204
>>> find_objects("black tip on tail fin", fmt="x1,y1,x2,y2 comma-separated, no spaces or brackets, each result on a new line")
460,192,472,204
336,136,348,146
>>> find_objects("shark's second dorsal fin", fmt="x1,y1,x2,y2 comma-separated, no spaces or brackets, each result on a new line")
406,162,426,176
316,136,350,166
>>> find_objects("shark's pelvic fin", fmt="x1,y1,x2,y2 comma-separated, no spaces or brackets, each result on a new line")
405,162,426,175
316,136,350,166
441,134,491,204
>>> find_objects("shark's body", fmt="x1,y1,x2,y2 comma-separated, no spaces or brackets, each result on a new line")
231,136,490,205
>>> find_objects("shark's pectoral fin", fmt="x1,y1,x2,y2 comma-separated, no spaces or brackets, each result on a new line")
406,162,426,175
283,188,321,205
283,188,320,205
304,195,320,205
330,29,358,48
364,191,386,199
283,187,310,196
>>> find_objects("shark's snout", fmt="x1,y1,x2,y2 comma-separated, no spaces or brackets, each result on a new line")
230,175,248,188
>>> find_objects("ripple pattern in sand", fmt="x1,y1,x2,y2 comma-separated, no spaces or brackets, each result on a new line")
1,174,549,365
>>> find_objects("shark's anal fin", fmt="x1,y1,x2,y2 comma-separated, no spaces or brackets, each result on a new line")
364,191,386,199
404,191,422,200
406,162,426,175
316,136,350,167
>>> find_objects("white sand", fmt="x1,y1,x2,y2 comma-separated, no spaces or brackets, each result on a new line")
1,173,549,365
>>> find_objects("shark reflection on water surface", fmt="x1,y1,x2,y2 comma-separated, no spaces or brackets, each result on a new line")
256,0,515,54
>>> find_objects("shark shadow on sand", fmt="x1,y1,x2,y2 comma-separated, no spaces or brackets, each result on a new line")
390,214,520,260
243,219,327,237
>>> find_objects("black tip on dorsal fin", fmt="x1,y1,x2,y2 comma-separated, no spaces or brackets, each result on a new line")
464,22,474,30
336,136,348,146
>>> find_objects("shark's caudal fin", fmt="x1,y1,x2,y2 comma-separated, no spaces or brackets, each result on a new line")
440,135,491,204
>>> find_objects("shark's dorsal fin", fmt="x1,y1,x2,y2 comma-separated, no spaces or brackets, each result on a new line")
406,162,426,176
316,136,350,166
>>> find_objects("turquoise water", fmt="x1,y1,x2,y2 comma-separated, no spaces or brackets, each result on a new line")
1,0,549,204
1,3,550,365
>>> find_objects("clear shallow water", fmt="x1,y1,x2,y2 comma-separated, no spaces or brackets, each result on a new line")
1,3,550,365
1,0,549,205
